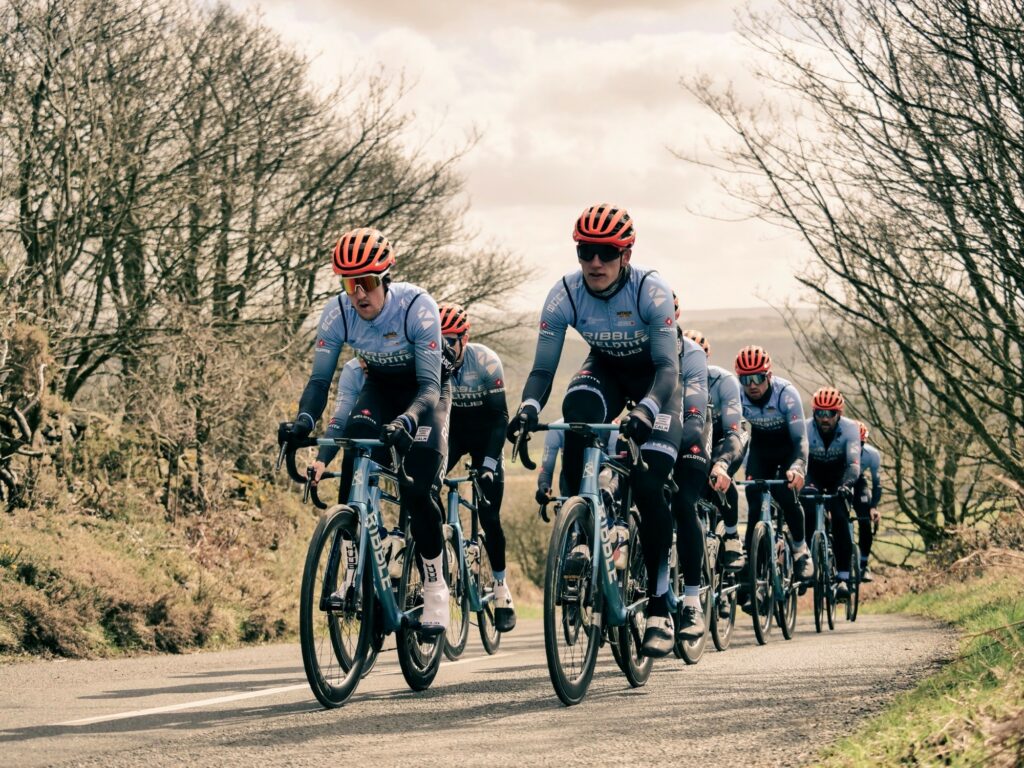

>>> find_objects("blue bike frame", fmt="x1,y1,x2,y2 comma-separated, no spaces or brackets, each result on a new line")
735,479,790,601
443,473,494,614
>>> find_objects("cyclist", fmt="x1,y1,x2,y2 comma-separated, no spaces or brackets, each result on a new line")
682,330,748,571
671,307,713,639
735,345,814,581
800,387,862,598
281,228,452,635
507,203,682,657
854,421,883,582
436,302,517,632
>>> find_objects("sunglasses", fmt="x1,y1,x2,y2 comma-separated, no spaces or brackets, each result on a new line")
576,243,625,263
739,373,768,386
814,409,840,419
340,274,383,295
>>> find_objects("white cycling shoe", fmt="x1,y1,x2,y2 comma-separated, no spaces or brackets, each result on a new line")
418,581,450,638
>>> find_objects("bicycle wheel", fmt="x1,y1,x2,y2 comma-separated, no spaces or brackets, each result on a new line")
775,532,798,640
617,511,652,687
748,522,773,645
396,534,445,691
472,532,501,654
299,506,373,708
443,530,470,661
847,552,861,622
826,546,837,631
677,535,712,664
543,497,601,706
710,523,736,652
811,532,826,634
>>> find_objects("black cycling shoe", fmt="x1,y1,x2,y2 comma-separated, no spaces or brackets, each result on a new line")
641,615,674,657
721,536,746,572
794,551,815,581
860,566,874,583
835,580,850,600
677,606,706,640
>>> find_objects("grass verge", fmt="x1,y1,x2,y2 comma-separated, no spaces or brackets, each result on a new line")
818,548,1024,767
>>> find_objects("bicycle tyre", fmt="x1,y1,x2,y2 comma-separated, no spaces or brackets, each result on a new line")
543,497,601,706
847,552,860,622
710,522,736,652
299,507,372,708
473,532,501,654
811,531,825,634
617,511,652,687
677,534,712,664
775,531,798,640
749,522,773,645
443,531,470,661
825,544,837,631
396,533,445,691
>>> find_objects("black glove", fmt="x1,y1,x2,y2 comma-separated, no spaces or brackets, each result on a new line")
839,485,854,500
441,340,459,380
535,486,551,506
380,417,414,455
506,403,539,444
620,405,655,446
278,417,313,447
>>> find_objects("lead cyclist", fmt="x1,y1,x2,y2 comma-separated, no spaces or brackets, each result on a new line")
507,203,683,658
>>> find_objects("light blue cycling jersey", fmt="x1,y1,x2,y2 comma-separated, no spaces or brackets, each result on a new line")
679,335,709,423
859,443,883,507
740,375,808,475
538,418,619,495
805,415,862,487
708,364,747,467
297,282,442,431
521,266,678,419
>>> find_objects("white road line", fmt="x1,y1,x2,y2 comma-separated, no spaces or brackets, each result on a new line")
57,651,521,727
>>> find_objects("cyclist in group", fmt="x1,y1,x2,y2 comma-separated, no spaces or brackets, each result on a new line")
854,421,883,582
507,203,682,657
735,345,813,581
436,302,517,631
281,228,452,635
682,330,748,571
671,307,713,639
800,387,862,598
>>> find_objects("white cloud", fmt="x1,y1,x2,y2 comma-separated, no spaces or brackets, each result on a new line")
233,0,808,311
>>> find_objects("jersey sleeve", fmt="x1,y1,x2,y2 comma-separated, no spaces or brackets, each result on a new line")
297,300,347,428
538,428,564,492
521,280,573,411
842,421,862,486
480,348,509,468
680,340,709,426
403,293,443,429
779,383,808,475
711,374,746,468
636,272,679,417
316,358,366,465
868,447,883,506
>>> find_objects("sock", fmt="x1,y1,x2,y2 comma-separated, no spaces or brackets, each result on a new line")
792,539,807,553
492,569,506,583
683,594,701,610
860,556,868,567
421,554,445,587
724,525,738,536
838,570,850,580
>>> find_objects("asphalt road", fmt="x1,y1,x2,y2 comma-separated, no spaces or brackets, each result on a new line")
1,612,953,767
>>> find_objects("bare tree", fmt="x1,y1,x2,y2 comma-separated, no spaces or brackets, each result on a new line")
686,0,1024,546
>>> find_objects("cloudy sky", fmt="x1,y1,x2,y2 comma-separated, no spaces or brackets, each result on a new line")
233,0,805,313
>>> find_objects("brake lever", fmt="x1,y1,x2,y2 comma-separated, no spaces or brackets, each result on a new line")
392,447,414,487
538,503,550,523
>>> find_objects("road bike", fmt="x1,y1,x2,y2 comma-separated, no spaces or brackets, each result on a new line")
440,467,501,659
734,479,798,645
279,434,445,708
801,489,839,633
515,419,649,705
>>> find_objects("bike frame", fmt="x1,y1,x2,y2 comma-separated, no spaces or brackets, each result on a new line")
443,472,495,614
736,479,790,601
547,423,632,629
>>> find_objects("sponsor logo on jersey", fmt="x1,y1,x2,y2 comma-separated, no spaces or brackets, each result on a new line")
617,311,632,318
654,413,672,431
414,426,432,442
428,340,437,349
384,331,398,340
540,321,548,330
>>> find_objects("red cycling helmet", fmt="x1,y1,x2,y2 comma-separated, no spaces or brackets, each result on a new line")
332,228,396,276
572,204,636,249
858,421,869,443
812,386,845,412
735,345,771,375
438,302,470,336
683,329,710,356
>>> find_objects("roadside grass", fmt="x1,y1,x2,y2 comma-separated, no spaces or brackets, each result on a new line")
818,549,1024,767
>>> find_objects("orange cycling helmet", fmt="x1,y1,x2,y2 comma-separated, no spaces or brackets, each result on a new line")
332,228,395,276
573,204,636,249
812,386,845,412
683,329,710,356
735,345,771,375
438,302,470,336
858,421,869,442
